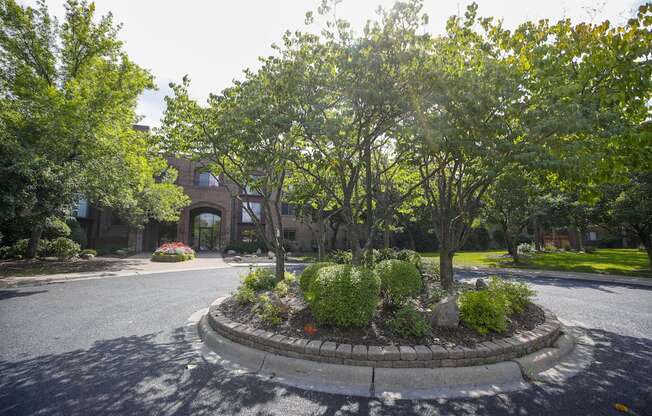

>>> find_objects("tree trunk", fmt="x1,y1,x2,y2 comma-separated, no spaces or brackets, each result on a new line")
407,228,416,250
383,228,390,249
25,225,43,259
349,226,363,265
533,218,542,251
439,244,454,291
275,242,286,282
576,227,585,252
329,222,340,251
638,232,652,271
317,218,326,261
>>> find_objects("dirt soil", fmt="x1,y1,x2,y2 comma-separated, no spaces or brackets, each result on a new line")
218,290,545,348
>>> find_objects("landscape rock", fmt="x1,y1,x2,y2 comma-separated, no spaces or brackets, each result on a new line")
430,295,460,328
80,253,94,260
227,250,236,255
475,278,488,290
256,248,262,255
232,256,242,262
267,251,275,259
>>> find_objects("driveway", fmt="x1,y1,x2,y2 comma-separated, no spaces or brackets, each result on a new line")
0,267,650,415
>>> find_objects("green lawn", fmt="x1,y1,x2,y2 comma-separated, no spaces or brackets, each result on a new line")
421,249,651,278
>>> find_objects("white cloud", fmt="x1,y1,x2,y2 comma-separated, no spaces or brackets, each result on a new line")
34,0,641,127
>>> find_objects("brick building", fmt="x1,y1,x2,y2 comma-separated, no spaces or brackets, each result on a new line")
76,126,329,253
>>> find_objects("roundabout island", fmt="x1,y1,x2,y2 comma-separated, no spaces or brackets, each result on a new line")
196,254,592,400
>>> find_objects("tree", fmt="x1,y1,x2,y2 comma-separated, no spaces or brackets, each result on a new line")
597,172,652,269
483,173,540,262
161,56,296,281
0,0,188,256
410,3,652,289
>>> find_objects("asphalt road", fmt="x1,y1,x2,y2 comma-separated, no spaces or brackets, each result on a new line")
1,266,651,416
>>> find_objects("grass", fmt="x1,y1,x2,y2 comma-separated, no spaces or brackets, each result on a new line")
421,249,651,278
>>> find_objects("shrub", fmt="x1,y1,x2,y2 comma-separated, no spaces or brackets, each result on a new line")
0,245,13,259
283,271,297,284
255,294,283,326
274,281,289,297
395,249,422,270
67,218,87,247
458,290,509,334
375,259,422,306
80,248,97,256
487,276,535,314
517,243,536,254
388,305,430,338
300,262,335,296
330,250,353,264
37,239,51,257
242,268,277,291
235,286,256,305
49,237,81,259
373,248,396,262
224,240,267,254
43,218,71,239
12,239,29,257
308,265,380,327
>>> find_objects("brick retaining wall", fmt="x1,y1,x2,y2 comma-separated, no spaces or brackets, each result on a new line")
207,301,561,368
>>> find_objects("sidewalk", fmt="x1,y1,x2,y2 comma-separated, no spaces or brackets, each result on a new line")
0,252,229,288
459,265,652,288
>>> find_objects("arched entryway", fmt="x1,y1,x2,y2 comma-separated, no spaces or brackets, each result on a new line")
190,207,222,251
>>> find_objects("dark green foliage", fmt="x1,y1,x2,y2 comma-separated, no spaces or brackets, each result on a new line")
299,262,335,296
42,218,71,239
224,240,267,254
330,250,352,264
375,259,422,306
388,305,430,338
48,237,80,259
459,290,509,334
0,245,11,259
487,276,535,314
67,218,88,248
395,249,422,270
308,265,380,327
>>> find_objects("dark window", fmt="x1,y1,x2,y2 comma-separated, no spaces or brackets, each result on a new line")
196,171,220,187
281,202,295,216
283,229,296,241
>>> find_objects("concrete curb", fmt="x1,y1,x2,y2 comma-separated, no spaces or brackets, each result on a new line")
197,313,529,399
459,266,652,288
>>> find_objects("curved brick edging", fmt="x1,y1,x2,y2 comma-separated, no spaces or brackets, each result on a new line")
206,299,562,368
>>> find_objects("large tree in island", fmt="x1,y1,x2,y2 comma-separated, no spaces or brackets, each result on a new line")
409,3,652,289
0,0,189,256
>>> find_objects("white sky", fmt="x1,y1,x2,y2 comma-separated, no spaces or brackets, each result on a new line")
32,0,645,127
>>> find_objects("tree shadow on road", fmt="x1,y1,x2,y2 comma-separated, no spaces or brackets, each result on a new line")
1,325,650,415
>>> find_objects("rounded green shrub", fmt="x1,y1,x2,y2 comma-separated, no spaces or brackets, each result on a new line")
234,286,256,305
274,280,289,297
308,265,380,328
43,218,71,239
242,268,276,291
49,237,80,259
330,250,352,264
375,259,422,306
458,290,509,334
388,305,430,338
487,276,535,314
300,262,335,296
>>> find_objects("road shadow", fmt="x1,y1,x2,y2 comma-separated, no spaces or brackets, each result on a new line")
0,290,48,301
1,323,650,415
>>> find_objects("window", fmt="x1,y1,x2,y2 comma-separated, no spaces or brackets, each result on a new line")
587,231,597,241
74,198,89,218
283,229,296,241
281,202,295,216
196,171,220,188
241,202,262,223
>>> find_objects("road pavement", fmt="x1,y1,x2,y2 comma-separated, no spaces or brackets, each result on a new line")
1,267,650,415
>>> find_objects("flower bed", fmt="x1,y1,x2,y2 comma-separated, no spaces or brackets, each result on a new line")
151,242,195,262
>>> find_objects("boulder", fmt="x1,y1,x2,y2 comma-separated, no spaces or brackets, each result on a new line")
232,256,242,262
475,278,488,290
256,248,262,255
430,295,460,328
267,251,275,259
80,253,94,260
227,250,236,255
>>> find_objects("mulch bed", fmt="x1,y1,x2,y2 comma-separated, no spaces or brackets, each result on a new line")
218,289,545,348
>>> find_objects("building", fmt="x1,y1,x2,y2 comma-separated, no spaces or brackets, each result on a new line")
76,126,329,253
